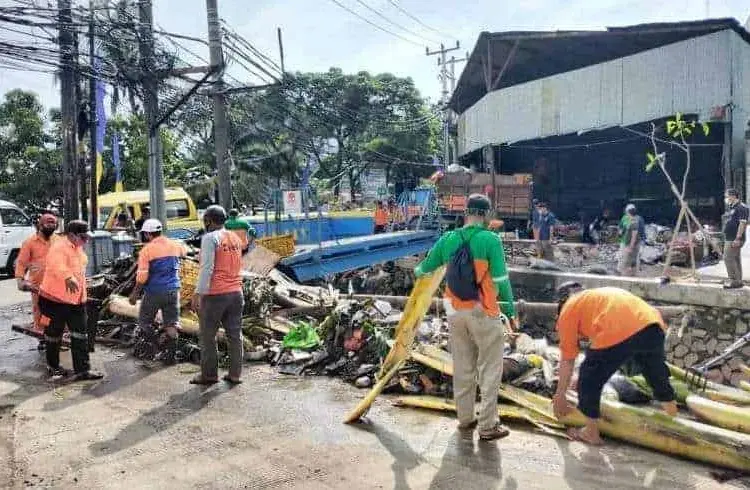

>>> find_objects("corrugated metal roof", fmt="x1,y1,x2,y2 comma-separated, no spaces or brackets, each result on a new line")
456,31,737,156
451,18,750,114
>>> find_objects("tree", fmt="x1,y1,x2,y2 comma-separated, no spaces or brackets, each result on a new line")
281,69,438,200
645,113,714,275
99,113,183,192
0,90,62,209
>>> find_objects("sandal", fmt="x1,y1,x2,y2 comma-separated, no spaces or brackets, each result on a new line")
566,427,604,446
479,424,511,441
222,375,243,385
190,375,218,385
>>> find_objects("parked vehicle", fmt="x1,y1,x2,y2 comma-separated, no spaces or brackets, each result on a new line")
98,188,202,232
0,200,36,274
433,171,533,230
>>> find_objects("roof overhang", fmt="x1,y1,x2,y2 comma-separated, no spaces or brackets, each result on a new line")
450,18,750,114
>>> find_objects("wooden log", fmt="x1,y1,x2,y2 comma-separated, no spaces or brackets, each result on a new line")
349,295,686,320
107,295,251,349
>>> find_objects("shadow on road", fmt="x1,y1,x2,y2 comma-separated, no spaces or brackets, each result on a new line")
41,357,165,412
428,430,512,490
555,438,699,489
352,420,424,490
89,385,222,456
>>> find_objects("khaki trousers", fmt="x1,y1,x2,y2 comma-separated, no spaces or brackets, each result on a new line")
724,242,743,284
448,306,507,432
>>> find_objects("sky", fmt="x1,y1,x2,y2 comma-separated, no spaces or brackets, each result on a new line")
0,0,748,113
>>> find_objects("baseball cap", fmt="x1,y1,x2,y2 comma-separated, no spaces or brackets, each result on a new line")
141,219,163,233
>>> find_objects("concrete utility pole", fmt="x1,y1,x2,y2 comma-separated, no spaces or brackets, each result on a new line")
138,0,167,228
58,0,79,222
88,0,98,229
445,53,468,164
426,42,460,167
206,0,232,210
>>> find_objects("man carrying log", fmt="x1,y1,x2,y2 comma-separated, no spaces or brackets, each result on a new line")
15,211,58,350
190,205,245,385
38,220,103,381
415,193,518,441
129,219,187,363
552,282,678,445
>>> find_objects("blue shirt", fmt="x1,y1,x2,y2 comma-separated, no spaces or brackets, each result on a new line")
538,213,556,240
136,236,186,294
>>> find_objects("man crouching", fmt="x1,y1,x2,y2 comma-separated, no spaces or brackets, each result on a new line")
551,283,678,444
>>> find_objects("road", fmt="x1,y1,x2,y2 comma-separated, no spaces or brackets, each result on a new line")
0,280,746,489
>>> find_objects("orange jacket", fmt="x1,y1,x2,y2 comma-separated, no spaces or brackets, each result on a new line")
39,238,88,305
15,233,57,286
374,208,388,226
556,287,665,360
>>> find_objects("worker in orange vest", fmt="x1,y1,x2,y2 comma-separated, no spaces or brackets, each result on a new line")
374,201,388,234
15,211,58,349
190,206,245,385
38,220,103,381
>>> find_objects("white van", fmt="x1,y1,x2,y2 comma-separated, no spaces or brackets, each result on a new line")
0,200,36,274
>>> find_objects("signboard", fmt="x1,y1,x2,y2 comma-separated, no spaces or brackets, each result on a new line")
283,190,302,214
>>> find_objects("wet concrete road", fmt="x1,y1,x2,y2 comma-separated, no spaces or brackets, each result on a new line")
0,294,746,489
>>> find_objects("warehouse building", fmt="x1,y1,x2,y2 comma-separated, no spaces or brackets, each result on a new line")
450,18,750,225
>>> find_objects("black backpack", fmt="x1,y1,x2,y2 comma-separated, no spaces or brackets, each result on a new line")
446,231,480,301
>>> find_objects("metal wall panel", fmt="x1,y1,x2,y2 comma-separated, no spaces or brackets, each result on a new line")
458,31,737,156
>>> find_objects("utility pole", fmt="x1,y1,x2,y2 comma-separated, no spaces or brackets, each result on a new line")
206,0,232,210
445,53,468,165
73,28,88,222
58,0,79,222
88,0,98,229
426,42,460,167
277,27,285,74
446,53,469,94
138,0,167,227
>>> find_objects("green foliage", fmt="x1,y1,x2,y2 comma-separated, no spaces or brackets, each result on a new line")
0,90,62,209
645,113,710,171
99,114,184,192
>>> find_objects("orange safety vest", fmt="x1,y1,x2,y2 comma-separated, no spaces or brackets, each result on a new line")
206,230,243,295
15,233,57,286
374,208,388,226
39,237,87,305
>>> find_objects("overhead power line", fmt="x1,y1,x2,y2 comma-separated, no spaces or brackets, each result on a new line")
386,0,455,41
350,0,437,44
327,0,422,47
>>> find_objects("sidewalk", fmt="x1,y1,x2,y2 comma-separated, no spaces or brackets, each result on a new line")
699,242,750,280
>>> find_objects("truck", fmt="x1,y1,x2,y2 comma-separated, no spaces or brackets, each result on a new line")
406,171,533,231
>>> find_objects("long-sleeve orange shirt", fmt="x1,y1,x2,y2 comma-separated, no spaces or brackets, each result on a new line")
374,208,388,226
15,233,57,286
555,287,665,360
39,238,88,305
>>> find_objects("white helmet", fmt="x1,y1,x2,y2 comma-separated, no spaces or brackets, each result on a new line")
141,218,163,233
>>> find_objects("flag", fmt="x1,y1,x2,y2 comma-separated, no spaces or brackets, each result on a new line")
112,132,123,192
93,54,107,191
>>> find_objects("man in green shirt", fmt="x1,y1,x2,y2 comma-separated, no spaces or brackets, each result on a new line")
415,194,517,441
225,209,255,253
618,204,640,276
